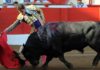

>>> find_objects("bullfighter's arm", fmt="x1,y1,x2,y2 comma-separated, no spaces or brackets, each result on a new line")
4,13,24,33
4,20,21,33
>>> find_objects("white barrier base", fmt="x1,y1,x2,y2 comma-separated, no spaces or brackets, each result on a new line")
7,34,29,45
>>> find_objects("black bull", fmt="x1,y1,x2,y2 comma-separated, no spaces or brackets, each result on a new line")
22,21,100,69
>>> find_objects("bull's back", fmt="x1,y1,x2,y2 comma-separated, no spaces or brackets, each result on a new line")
50,21,97,52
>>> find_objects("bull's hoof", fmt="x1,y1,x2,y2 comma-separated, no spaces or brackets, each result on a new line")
32,66,36,70
20,65,27,70
41,65,48,70
66,63,74,70
91,66,96,70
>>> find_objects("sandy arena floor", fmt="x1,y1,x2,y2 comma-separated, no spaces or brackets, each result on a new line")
0,46,100,70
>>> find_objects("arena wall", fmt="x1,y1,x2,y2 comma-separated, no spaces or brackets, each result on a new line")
0,7,100,45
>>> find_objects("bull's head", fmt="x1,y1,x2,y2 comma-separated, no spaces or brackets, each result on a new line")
22,44,40,67
21,32,44,67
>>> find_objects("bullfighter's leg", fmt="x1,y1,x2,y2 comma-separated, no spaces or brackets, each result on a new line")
13,51,25,66
41,56,53,70
58,54,73,69
13,51,27,70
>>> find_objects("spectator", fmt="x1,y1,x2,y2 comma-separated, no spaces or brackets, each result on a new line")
42,0,51,4
67,2,76,8
2,3,8,8
35,0,41,4
35,0,51,4
75,0,87,8
13,1,19,8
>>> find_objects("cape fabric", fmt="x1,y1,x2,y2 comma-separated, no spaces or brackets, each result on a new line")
0,32,20,69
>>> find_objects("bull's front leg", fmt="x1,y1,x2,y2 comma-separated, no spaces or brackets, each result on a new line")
58,54,73,70
41,56,53,70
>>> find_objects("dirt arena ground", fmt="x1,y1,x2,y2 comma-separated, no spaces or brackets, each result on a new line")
0,46,100,70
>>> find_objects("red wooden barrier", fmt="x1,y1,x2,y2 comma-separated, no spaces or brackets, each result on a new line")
0,7,100,34
67,8,100,21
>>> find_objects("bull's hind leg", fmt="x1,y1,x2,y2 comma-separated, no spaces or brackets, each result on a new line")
58,54,73,69
92,53,100,67
89,44,100,67
89,45,100,68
